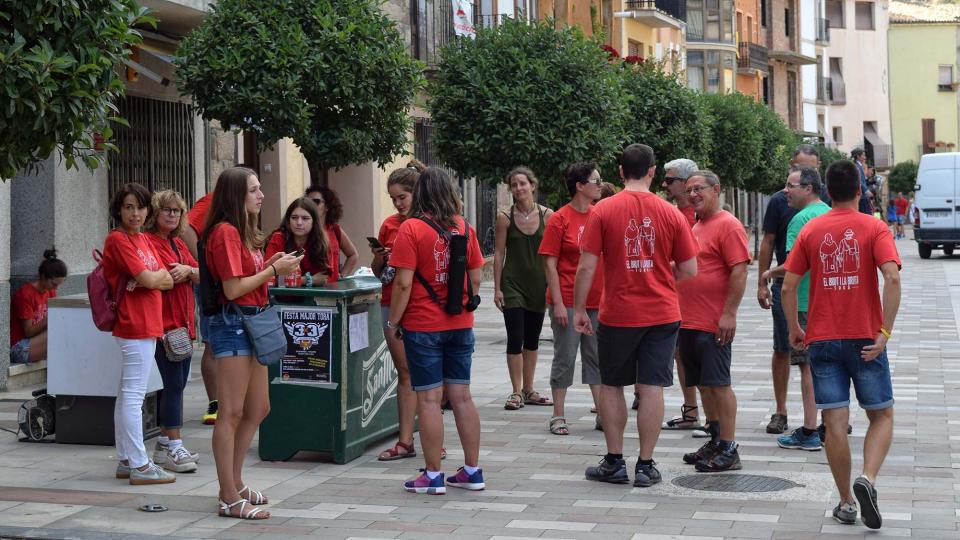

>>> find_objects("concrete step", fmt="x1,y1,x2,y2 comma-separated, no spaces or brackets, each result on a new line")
6,360,46,391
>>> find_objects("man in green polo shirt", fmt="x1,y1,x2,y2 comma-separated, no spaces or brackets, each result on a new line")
762,166,830,451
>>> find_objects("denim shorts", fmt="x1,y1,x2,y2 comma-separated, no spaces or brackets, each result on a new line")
808,339,894,410
770,279,790,353
206,309,254,359
402,328,475,391
10,338,30,364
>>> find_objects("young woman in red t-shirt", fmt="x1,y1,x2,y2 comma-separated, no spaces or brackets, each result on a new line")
264,197,330,287
388,168,486,494
203,167,302,520
144,190,201,475
305,186,359,281
9,249,67,365
102,183,175,485
371,161,423,461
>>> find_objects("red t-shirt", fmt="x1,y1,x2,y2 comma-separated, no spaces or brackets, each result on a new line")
580,190,699,327
680,204,697,227
537,204,603,309
677,211,750,333
784,208,902,344
145,233,198,338
102,230,164,339
187,194,212,235
10,283,56,345
264,231,327,277
894,196,909,216
378,213,407,306
205,223,267,307
390,216,484,332
326,223,342,282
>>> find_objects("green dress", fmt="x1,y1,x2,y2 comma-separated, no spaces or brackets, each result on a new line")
500,205,547,312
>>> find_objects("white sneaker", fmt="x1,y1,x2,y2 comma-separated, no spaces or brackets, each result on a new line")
154,441,199,465
129,462,176,485
162,446,199,473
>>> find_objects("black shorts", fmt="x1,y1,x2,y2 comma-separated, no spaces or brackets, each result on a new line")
677,328,732,387
597,322,679,387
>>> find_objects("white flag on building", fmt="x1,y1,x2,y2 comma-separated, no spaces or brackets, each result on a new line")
452,0,476,39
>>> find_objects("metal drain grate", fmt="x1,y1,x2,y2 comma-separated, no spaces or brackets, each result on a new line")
672,474,802,493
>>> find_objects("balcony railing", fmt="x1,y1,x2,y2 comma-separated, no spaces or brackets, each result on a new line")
817,77,832,104
624,0,686,27
412,0,455,66
816,17,830,44
737,42,768,73
829,77,846,105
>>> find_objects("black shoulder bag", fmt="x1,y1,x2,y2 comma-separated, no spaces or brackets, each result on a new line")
414,217,481,314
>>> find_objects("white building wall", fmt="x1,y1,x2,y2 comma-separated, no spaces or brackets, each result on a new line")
800,0,819,134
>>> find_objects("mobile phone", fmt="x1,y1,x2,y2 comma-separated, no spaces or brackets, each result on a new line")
367,237,384,249
291,248,305,257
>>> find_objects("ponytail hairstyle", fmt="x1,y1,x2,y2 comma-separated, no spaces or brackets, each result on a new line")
39,248,68,280
410,167,462,229
203,166,262,249
387,159,424,194
274,197,330,273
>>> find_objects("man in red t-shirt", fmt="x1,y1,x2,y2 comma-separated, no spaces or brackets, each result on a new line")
782,160,901,529
573,144,698,488
659,158,706,434
893,192,908,240
675,171,750,472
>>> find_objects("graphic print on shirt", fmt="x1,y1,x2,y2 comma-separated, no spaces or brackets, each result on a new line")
624,217,655,272
577,225,585,246
251,249,264,273
818,229,860,290
128,246,161,291
31,303,47,326
433,234,451,283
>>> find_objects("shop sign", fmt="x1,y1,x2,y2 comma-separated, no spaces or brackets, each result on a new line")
279,307,333,382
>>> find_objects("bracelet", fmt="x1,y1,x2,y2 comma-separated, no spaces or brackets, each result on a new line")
270,264,278,277
879,327,891,338
305,272,313,287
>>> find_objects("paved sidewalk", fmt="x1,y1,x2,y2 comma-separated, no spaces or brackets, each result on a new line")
0,236,958,539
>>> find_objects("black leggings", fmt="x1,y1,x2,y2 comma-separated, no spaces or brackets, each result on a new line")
503,307,546,354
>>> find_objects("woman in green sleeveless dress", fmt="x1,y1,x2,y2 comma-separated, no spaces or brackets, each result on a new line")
494,166,554,410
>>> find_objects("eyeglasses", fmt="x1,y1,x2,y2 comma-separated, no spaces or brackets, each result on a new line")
160,207,183,216
785,182,807,190
684,184,711,196
663,176,685,185
581,177,603,186
311,198,324,206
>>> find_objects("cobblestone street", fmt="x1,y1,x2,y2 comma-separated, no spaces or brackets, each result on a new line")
0,236,958,539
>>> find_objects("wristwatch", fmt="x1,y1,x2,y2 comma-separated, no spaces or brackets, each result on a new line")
190,267,198,276
386,320,400,329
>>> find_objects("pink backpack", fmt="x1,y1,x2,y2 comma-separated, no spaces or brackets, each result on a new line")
87,249,125,331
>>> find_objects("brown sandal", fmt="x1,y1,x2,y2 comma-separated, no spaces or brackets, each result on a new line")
504,392,524,410
523,390,553,406
378,441,416,461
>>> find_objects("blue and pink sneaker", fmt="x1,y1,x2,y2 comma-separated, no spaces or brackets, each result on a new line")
403,470,446,495
446,466,485,490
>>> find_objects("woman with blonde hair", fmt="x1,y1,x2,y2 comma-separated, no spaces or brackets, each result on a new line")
144,190,202,473
203,167,302,519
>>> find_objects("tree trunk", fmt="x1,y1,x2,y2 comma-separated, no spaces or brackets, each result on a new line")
307,160,327,188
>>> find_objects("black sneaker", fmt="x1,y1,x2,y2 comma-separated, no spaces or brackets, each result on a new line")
766,413,788,434
585,457,629,484
853,476,882,529
832,502,857,525
683,440,718,465
695,444,742,472
633,461,661,487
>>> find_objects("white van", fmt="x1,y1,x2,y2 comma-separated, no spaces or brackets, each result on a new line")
914,152,960,258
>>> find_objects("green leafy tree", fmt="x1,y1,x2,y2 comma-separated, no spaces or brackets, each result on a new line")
175,0,424,178
701,92,764,189
744,99,799,193
0,0,152,178
428,18,628,201
619,61,712,182
887,160,918,194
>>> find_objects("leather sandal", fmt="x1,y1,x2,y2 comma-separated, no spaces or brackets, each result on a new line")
662,404,702,430
239,485,268,505
378,441,417,461
548,416,569,435
504,392,524,410
523,390,553,406
219,498,269,520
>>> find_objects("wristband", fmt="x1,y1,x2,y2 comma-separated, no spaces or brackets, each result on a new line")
879,327,891,338
270,264,278,277
305,272,313,287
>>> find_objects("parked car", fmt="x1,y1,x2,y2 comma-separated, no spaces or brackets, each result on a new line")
914,152,960,258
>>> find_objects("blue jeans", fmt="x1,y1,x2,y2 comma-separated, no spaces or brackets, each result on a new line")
206,309,253,358
403,328,475,391
154,339,192,429
808,339,894,410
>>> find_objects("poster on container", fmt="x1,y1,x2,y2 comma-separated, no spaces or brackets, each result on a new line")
279,307,333,382
452,0,477,39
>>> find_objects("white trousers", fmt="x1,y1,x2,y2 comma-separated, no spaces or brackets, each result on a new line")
114,337,155,468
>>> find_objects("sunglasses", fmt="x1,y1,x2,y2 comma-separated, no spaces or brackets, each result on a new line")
310,198,324,206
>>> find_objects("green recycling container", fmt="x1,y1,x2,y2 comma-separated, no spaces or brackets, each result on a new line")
258,276,399,463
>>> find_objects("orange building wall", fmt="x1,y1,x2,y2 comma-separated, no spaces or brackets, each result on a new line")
735,0,765,101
